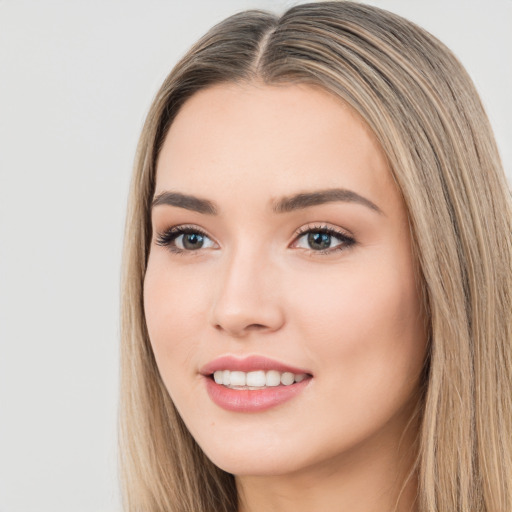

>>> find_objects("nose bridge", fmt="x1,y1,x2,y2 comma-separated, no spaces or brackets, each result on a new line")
210,242,284,336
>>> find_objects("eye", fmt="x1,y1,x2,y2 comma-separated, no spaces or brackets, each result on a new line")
155,226,217,254
293,225,355,254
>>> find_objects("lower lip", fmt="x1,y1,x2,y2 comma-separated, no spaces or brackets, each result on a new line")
204,376,311,412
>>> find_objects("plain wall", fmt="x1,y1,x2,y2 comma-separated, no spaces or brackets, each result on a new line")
0,1,510,511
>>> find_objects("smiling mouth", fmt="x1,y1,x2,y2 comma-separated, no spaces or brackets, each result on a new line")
204,362,313,412
210,369,311,390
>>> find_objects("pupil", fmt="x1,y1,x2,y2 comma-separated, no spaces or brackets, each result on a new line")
183,233,204,250
308,232,331,250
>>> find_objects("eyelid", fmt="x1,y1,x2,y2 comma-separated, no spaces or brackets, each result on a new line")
290,223,356,254
155,224,218,253
293,222,354,239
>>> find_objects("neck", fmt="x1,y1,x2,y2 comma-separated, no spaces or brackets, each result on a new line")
236,404,421,512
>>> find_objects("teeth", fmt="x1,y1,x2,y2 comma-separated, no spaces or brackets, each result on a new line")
280,372,295,386
212,370,308,388
230,371,246,387
266,370,281,387
246,370,266,387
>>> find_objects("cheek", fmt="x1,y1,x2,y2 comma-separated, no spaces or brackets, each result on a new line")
143,254,206,381
292,253,426,410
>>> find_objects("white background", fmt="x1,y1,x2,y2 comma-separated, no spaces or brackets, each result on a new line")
0,1,510,511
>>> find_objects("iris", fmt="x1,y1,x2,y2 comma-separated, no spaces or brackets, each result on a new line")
308,232,332,250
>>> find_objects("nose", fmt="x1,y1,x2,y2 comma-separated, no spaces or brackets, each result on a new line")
210,247,285,338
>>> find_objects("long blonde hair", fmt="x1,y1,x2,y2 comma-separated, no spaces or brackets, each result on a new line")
119,2,512,510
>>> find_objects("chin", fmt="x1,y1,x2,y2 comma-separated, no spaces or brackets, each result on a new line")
192,427,326,478
205,449,304,477
188,427,287,474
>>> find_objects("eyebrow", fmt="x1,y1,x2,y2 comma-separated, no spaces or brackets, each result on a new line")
272,188,382,214
152,191,218,215
151,188,382,215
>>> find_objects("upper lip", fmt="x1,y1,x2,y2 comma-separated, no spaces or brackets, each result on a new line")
200,355,312,376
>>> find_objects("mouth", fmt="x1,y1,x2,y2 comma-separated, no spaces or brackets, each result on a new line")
209,369,310,390
201,355,313,412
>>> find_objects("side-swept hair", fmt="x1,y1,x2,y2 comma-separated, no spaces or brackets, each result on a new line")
120,2,512,510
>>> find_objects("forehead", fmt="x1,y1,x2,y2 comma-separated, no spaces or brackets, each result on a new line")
155,82,397,210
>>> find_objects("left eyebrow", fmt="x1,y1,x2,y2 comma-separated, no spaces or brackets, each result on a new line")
272,188,383,214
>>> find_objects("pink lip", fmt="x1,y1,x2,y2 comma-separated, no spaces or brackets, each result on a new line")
200,355,311,376
200,355,312,413
204,378,311,412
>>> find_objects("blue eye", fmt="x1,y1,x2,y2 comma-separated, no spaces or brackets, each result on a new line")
176,232,206,250
156,226,216,253
294,226,355,253
156,224,354,255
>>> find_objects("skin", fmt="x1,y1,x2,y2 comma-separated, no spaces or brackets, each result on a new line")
144,82,427,512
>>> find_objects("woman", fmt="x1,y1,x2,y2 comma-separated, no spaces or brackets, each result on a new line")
119,2,512,511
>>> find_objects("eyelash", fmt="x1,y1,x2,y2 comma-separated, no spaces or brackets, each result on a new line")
155,225,212,255
155,223,356,256
293,224,356,255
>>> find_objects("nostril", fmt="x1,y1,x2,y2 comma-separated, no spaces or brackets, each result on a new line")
213,322,269,334
246,323,267,330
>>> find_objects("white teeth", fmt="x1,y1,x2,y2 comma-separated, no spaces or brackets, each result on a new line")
212,369,308,388
281,372,295,386
266,370,281,387
246,370,266,387
230,371,246,387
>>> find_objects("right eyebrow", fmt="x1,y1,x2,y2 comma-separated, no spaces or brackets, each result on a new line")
151,191,218,215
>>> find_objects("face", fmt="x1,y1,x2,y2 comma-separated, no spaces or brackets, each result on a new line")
144,82,427,477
